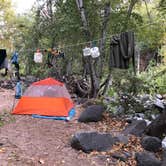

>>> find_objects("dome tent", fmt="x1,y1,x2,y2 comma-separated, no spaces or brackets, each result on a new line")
12,78,75,121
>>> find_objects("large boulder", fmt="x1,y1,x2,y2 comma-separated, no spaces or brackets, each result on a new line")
71,132,117,153
122,120,147,136
162,150,166,166
135,152,161,166
78,105,105,122
114,134,129,145
141,136,162,152
145,111,166,138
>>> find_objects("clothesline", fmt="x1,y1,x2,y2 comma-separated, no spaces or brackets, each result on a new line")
17,20,165,53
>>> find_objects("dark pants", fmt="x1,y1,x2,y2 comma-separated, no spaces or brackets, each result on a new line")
12,62,20,80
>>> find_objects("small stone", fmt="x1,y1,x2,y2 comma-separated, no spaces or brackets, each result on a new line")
38,159,45,164
156,94,163,100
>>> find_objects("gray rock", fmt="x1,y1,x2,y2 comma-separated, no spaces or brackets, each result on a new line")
136,113,145,119
114,105,125,115
145,111,166,138
145,119,151,126
71,132,118,153
156,94,163,100
135,152,161,166
111,152,127,162
114,134,128,144
122,120,147,136
141,136,162,152
141,94,151,101
78,105,105,122
151,114,157,120
154,99,165,110
162,137,166,149
162,150,166,166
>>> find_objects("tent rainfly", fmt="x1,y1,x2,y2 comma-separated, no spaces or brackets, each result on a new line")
12,77,75,121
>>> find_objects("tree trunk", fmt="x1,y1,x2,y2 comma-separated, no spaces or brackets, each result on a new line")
99,2,111,78
143,0,152,22
125,0,138,30
127,0,138,19
76,0,99,98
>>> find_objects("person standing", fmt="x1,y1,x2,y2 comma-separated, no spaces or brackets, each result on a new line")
11,51,20,80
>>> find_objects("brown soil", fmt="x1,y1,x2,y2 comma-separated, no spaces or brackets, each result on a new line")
0,88,118,166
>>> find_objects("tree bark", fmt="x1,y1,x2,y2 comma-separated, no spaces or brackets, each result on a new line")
125,0,138,30
127,0,138,19
99,2,111,78
76,0,99,98
143,0,152,22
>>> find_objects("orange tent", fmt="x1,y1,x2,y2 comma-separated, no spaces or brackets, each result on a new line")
12,78,74,117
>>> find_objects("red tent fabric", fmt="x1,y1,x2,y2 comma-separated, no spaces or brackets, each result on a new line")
12,78,74,117
32,77,63,86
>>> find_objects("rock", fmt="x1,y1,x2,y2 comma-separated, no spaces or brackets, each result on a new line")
71,132,117,153
144,100,154,110
162,150,166,166
163,94,166,100
114,134,128,144
156,94,163,100
122,120,147,136
145,119,151,126
151,114,157,120
154,99,165,110
114,105,125,115
135,152,161,166
133,117,144,121
145,111,166,138
141,94,151,102
78,105,105,122
141,136,162,152
111,152,127,162
136,113,145,119
162,137,166,149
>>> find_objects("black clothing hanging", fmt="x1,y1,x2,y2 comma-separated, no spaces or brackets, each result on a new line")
110,31,135,71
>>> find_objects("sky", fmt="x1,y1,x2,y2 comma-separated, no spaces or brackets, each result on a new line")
12,0,36,14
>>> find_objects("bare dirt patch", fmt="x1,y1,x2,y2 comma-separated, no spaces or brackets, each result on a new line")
0,88,117,166
0,88,142,166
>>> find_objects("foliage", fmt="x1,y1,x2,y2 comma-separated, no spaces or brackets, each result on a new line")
138,63,166,95
0,0,16,50
0,0,165,97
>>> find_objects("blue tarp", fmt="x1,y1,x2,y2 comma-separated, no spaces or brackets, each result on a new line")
32,108,76,121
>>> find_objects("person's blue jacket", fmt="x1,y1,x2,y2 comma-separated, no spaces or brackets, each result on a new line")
11,51,19,64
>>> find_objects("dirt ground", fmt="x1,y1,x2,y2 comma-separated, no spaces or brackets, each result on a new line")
0,88,118,166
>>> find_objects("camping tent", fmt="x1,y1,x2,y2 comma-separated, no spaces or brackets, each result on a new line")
12,78,75,120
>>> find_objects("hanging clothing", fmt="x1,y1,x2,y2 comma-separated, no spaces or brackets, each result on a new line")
47,51,53,67
34,51,43,63
0,58,8,70
11,51,20,80
11,51,19,64
0,49,7,67
83,47,91,57
90,46,100,58
110,31,135,69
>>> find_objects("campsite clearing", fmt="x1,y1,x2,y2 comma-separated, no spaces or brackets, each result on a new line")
0,88,116,165
0,88,141,166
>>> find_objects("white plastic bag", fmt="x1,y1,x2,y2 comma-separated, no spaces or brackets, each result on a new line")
34,52,43,63
83,47,91,57
90,47,100,58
